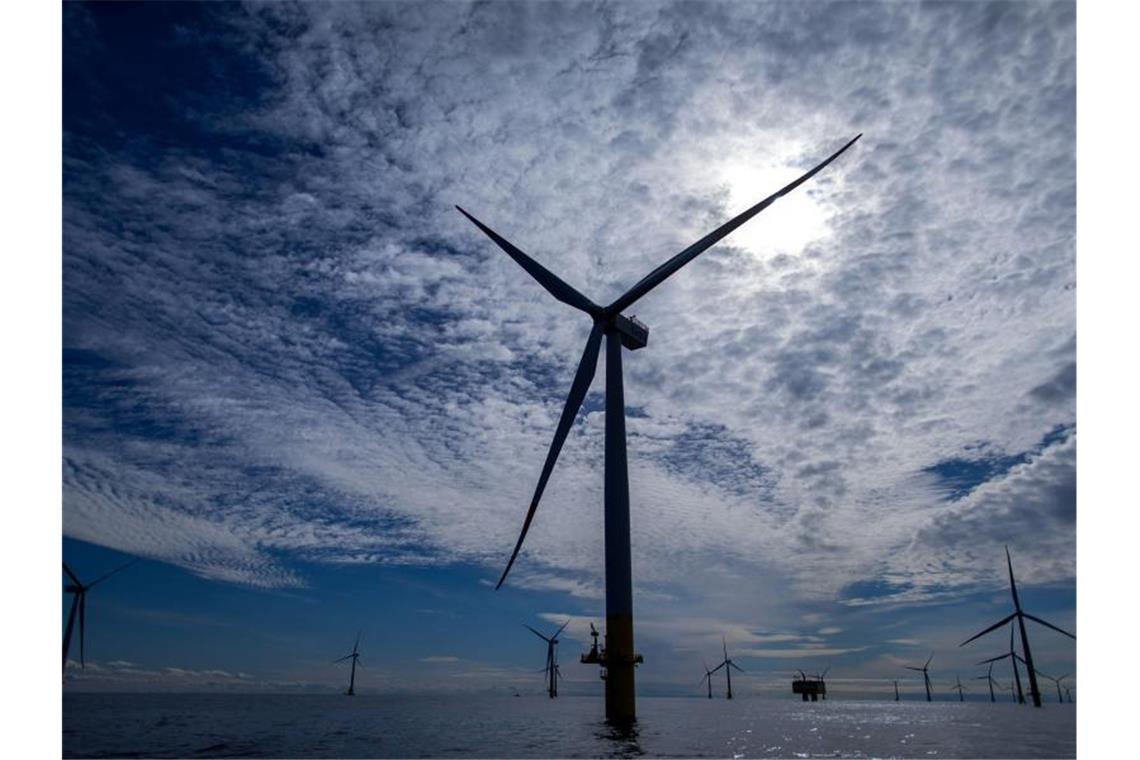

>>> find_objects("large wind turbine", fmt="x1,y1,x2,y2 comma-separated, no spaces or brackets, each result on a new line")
526,620,569,698
62,560,136,674
974,662,1000,703
334,633,362,696
458,134,862,722
950,673,968,702
715,637,746,700
960,546,1075,707
904,652,934,702
975,623,1027,703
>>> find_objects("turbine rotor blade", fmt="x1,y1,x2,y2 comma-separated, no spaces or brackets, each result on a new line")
604,134,862,315
730,662,745,673
976,653,1011,665
495,325,604,588
524,624,552,642
455,206,598,316
925,652,934,669
959,612,1017,647
333,654,354,663
87,559,138,589
709,662,726,674
1022,613,1076,640
63,562,81,586
553,620,570,640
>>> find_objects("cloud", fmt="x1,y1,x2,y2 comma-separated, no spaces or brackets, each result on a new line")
63,1,1074,621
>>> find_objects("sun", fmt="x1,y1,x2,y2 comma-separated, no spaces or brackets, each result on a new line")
717,162,835,257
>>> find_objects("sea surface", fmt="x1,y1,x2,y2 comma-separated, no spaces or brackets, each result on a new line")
63,694,1075,758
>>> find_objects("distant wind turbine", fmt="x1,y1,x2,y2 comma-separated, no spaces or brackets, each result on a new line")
457,133,862,722
333,632,362,696
974,662,1001,703
976,624,1028,704
893,679,900,702
526,620,569,698
699,658,722,699
904,652,934,702
950,673,968,702
959,546,1075,707
1036,670,1070,704
813,667,830,700
715,637,746,699
62,560,136,674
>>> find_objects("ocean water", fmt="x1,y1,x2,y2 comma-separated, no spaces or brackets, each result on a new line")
63,694,1075,758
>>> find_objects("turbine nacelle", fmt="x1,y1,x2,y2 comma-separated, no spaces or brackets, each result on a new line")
610,314,649,351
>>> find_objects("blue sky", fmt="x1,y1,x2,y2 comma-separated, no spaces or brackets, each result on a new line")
61,1,1076,697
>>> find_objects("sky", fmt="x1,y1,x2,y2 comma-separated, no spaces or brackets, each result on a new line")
60,1,1076,698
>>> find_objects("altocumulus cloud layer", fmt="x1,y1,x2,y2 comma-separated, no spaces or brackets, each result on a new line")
64,2,1074,607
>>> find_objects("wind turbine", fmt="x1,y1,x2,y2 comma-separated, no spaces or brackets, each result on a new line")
976,624,1027,704
333,632,362,696
950,673,968,702
959,546,1075,707
62,560,136,674
904,652,934,702
715,637,746,699
1036,670,1070,704
893,679,900,702
813,666,830,700
699,658,723,699
974,662,1000,703
525,620,569,698
457,134,862,722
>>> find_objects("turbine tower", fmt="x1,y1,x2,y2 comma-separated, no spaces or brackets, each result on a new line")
526,620,569,698
904,652,934,702
62,560,136,674
959,546,1075,707
974,662,1000,703
457,134,861,722
715,637,746,700
333,632,362,696
976,624,1027,704
893,679,900,702
950,673,968,702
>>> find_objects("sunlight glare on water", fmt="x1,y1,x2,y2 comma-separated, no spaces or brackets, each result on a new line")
64,694,1075,759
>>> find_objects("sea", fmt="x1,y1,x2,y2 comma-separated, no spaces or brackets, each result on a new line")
63,694,1075,758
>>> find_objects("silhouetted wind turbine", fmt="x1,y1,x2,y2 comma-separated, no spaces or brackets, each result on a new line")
526,620,569,698
1036,670,1070,704
457,133,862,722
904,652,934,701
715,637,746,700
814,666,830,700
960,546,1075,707
333,632,362,696
699,658,722,699
974,662,1000,702
950,673,968,702
62,560,136,674
976,624,1028,703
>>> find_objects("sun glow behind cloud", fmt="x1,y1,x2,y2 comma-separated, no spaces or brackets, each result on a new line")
717,161,836,257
